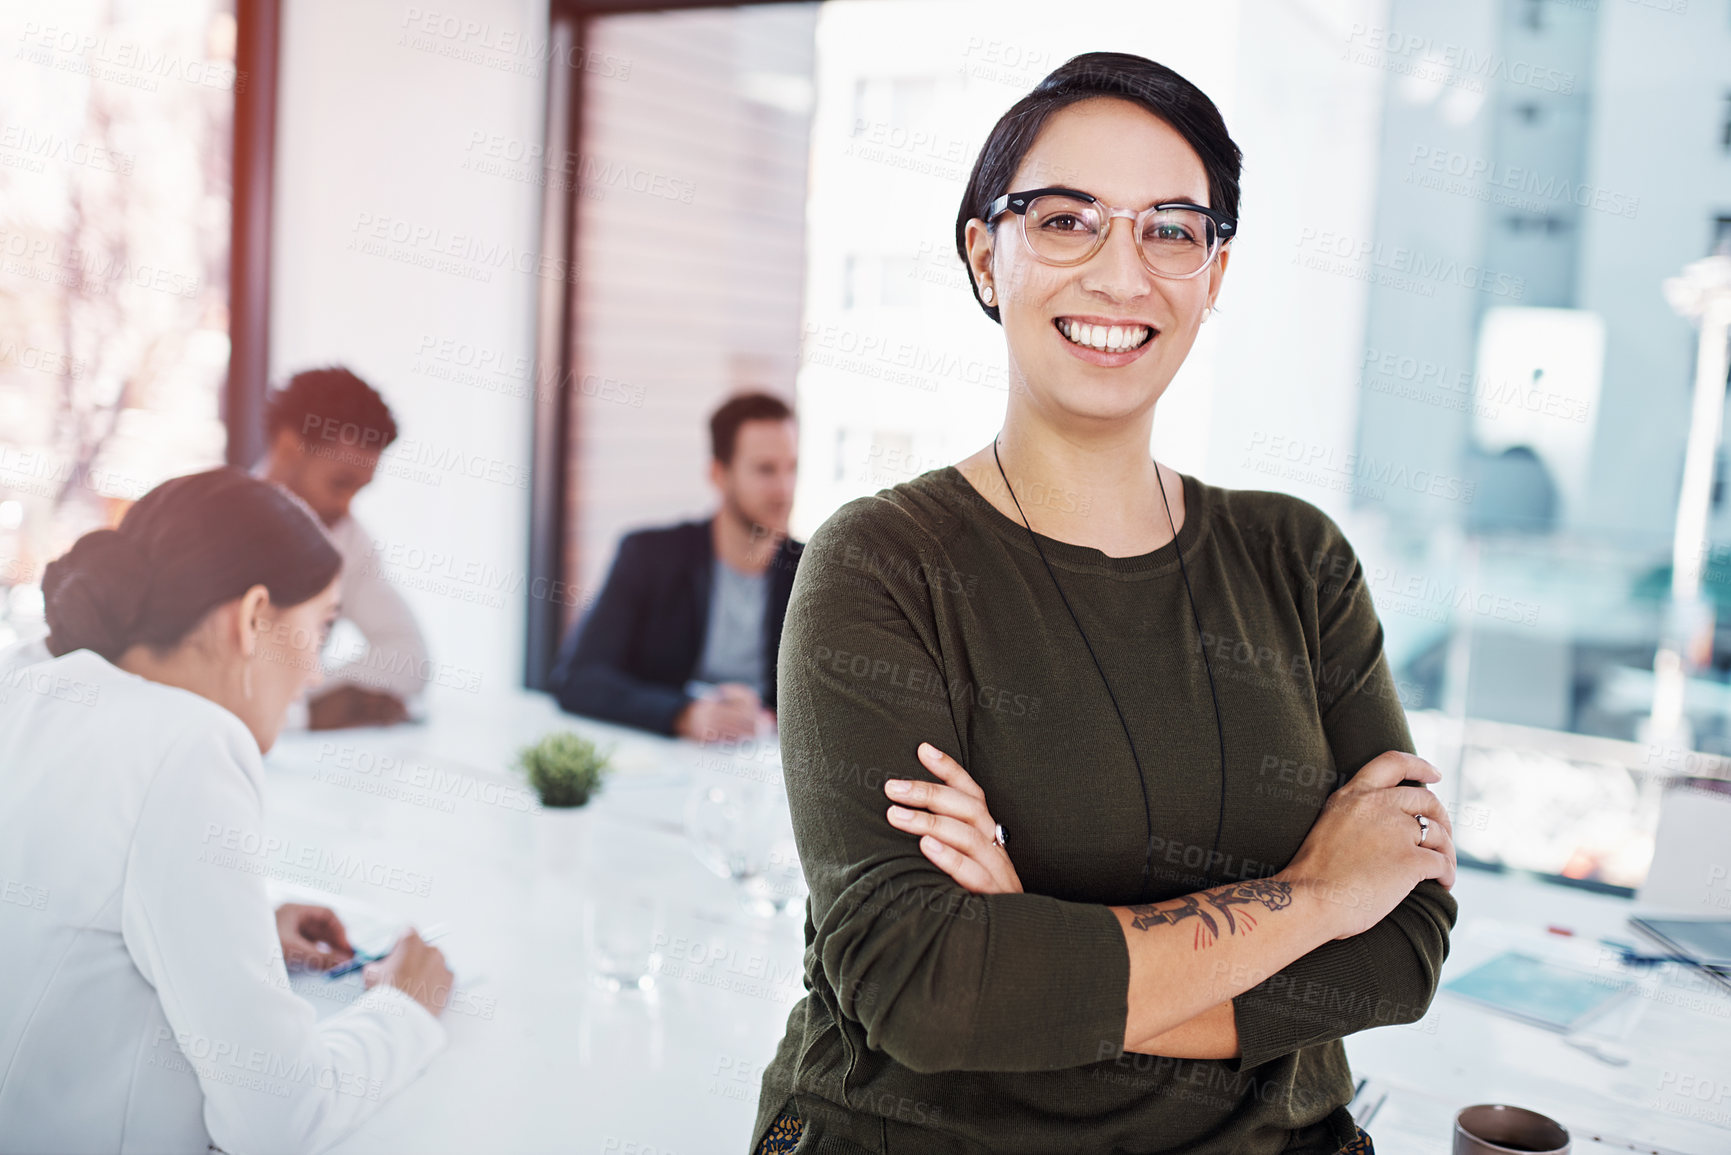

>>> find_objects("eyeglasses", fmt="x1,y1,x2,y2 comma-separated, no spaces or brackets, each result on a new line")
983,187,1237,280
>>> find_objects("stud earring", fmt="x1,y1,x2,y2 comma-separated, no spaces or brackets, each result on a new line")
981,285,994,305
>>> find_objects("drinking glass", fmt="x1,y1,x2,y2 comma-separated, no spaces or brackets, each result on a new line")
684,778,807,919
583,886,666,994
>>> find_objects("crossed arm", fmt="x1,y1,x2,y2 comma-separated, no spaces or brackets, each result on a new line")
883,740,1455,1061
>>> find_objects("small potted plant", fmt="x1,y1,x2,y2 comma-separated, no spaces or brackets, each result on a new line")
518,731,613,874
519,731,612,807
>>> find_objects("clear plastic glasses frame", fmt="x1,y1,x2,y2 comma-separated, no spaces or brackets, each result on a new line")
983,186,1237,280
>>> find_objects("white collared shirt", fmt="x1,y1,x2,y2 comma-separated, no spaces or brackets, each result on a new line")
284,512,433,731
316,513,433,700
0,644,445,1154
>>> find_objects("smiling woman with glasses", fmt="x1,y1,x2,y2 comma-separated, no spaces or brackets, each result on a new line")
751,51,1456,1155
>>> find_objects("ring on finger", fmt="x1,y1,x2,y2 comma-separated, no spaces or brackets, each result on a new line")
991,823,1007,850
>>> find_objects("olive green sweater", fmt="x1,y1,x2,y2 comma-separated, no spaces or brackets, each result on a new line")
751,466,1457,1155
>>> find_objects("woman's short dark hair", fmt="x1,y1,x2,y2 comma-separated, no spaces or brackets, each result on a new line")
42,467,342,662
954,51,1243,323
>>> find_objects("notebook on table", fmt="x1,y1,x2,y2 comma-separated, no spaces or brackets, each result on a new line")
1439,950,1635,1032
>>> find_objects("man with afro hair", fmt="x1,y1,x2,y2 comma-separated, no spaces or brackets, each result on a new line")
256,366,430,730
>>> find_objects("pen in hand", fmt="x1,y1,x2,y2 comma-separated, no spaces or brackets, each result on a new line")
324,924,449,980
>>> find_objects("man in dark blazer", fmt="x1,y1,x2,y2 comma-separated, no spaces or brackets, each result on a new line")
549,393,802,741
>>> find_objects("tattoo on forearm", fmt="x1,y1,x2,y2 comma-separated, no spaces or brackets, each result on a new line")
1127,880,1294,950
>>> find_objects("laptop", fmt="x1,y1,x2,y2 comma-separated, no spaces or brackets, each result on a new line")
1627,915,1731,993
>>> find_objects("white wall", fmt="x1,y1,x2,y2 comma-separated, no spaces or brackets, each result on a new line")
272,0,547,692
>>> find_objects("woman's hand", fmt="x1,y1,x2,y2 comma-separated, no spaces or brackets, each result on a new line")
363,929,454,1018
883,741,1023,895
1278,751,1457,942
275,903,355,971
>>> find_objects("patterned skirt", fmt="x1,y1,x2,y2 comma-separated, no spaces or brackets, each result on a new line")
754,1109,1376,1153
755,1108,806,1153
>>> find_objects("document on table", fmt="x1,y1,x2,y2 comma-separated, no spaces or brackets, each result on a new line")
1440,950,1636,1032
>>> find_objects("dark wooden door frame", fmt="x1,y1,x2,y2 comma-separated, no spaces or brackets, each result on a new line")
525,7,585,691
226,0,280,470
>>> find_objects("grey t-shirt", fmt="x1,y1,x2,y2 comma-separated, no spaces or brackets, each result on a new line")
688,557,769,696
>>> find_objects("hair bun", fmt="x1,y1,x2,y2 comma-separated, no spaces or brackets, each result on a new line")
42,529,152,661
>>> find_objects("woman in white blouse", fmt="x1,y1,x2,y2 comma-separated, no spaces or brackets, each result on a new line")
0,467,452,1154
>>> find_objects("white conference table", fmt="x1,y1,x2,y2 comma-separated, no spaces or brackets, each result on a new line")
258,687,1731,1154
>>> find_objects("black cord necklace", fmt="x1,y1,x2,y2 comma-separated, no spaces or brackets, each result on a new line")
991,435,1227,904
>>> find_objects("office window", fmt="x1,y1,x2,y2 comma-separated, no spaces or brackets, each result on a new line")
0,0,236,644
